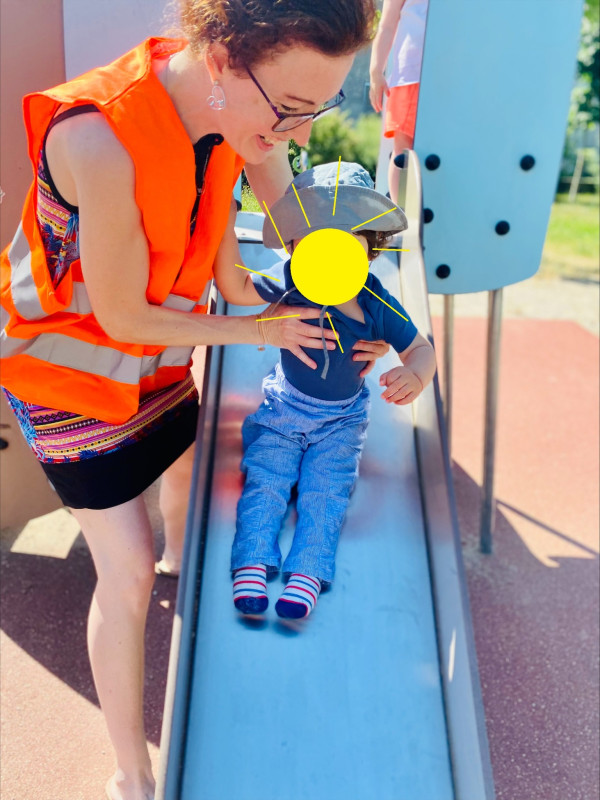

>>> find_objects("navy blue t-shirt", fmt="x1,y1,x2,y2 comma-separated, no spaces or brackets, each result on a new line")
253,259,418,401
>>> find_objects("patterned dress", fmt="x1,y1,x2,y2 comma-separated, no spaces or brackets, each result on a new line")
3,107,222,508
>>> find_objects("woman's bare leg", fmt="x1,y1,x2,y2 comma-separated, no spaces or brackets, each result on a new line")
71,498,156,800
157,443,196,575
388,129,414,205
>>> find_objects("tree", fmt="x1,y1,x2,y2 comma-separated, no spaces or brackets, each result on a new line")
304,110,382,180
571,0,600,129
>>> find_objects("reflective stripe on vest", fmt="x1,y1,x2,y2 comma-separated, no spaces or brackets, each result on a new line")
7,224,47,321
6,224,203,320
0,328,193,383
2,231,202,383
7,223,94,318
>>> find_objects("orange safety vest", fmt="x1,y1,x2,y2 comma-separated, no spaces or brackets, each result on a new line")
0,38,244,423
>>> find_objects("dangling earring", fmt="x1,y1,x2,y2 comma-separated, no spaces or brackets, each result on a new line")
207,81,226,110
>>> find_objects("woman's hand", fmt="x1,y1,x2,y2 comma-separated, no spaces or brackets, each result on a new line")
257,304,337,369
352,339,390,378
379,366,423,405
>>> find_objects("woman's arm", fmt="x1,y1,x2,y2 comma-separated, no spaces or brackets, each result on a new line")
52,113,255,346
212,198,268,306
45,114,335,366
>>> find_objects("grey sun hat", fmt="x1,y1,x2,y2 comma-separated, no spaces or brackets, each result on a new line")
262,161,408,249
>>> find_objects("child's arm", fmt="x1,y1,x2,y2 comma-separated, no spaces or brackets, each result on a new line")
369,0,406,113
212,198,266,306
379,333,436,405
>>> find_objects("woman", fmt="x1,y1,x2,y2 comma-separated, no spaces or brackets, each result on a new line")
1,2,382,797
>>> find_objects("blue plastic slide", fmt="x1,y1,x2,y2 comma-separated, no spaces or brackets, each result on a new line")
157,155,495,800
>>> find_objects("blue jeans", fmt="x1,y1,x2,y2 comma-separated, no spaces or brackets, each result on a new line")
231,364,370,584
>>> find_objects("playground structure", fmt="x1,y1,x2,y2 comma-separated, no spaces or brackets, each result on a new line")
157,156,493,798
0,1,584,798
376,0,584,552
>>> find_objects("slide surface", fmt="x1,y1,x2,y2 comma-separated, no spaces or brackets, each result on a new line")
158,182,494,800
181,247,453,800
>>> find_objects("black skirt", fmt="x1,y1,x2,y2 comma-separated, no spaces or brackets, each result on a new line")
4,373,200,510
40,400,198,509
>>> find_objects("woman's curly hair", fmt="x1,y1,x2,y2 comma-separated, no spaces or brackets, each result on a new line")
179,0,377,70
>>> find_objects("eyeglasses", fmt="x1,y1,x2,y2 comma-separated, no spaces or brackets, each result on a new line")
245,65,345,132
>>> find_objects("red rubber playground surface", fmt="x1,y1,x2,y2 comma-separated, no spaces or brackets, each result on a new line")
1,316,598,800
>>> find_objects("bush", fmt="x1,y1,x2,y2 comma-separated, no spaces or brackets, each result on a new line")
305,110,381,180
241,185,261,212
351,114,382,179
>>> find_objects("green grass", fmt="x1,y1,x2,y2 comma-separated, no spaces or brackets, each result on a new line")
241,186,261,212
539,193,599,282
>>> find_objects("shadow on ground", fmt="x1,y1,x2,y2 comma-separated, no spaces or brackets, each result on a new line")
0,525,177,748
0,463,598,798
562,273,600,286
451,462,599,800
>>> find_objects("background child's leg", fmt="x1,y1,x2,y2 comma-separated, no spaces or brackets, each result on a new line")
388,129,414,205
385,83,420,204
282,420,368,590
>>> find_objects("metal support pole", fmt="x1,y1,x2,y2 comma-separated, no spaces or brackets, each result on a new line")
480,288,503,553
443,294,454,456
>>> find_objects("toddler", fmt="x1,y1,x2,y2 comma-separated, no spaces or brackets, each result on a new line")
213,162,436,618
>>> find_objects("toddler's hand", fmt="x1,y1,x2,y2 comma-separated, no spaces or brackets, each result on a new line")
379,366,423,405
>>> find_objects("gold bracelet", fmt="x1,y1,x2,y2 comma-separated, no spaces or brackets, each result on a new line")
256,313,266,351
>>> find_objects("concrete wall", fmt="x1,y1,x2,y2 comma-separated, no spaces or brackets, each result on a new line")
0,0,66,526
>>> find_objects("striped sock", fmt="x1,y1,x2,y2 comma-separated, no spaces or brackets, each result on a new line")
275,574,322,619
233,565,268,614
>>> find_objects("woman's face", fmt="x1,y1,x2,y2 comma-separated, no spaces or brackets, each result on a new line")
214,46,355,164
